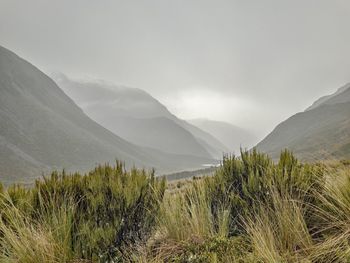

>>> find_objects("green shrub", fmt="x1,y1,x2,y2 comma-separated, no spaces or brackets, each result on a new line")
130,151,350,263
204,149,324,236
0,162,166,262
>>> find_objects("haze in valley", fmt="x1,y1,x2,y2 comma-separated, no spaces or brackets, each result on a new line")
1,1,350,183
1,0,350,139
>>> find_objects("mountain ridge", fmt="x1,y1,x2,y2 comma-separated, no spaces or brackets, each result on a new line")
188,118,256,154
305,83,350,111
256,84,350,160
0,45,215,184
54,74,227,159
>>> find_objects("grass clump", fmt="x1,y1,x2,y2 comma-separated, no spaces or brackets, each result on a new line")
0,162,165,262
244,188,313,262
0,197,70,263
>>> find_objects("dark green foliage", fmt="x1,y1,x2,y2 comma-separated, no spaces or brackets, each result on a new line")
341,159,350,166
203,149,324,236
171,236,251,263
0,162,166,262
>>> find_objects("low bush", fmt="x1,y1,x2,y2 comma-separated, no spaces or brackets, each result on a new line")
203,149,324,236
0,162,166,262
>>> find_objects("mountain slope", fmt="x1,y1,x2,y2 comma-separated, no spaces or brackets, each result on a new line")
306,83,350,111
189,119,257,154
256,85,350,160
0,46,213,183
91,115,212,157
173,119,229,158
55,74,227,159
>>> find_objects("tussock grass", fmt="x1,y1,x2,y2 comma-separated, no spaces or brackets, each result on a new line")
1,151,350,262
307,165,350,262
0,194,72,263
160,181,217,241
244,188,313,262
0,162,165,262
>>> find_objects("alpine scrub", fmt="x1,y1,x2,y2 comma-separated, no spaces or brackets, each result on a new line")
0,152,349,262
0,162,166,262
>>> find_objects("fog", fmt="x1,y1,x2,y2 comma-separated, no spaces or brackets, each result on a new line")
1,0,350,138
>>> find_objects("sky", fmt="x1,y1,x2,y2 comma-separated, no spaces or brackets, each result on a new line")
1,0,350,139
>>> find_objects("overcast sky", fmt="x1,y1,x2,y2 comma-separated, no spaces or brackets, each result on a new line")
1,0,350,138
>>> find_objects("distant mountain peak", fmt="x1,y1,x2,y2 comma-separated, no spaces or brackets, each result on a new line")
54,74,229,159
188,119,257,154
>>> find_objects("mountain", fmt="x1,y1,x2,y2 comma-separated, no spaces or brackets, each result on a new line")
0,46,214,184
306,83,350,111
256,84,350,160
54,74,227,159
173,118,229,158
188,119,257,154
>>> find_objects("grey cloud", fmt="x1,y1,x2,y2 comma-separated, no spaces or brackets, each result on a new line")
1,0,350,138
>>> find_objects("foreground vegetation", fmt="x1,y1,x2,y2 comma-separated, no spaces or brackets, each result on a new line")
0,151,349,262
0,162,165,262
